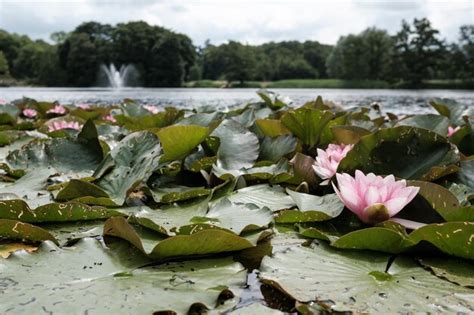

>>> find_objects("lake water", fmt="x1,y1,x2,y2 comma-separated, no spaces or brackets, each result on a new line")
1,87,473,115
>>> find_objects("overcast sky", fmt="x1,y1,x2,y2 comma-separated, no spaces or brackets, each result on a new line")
0,0,472,46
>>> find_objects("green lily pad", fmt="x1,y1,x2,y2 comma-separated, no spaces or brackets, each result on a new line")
178,112,224,126
255,119,291,137
103,216,259,260
290,152,319,187
0,167,55,208
330,226,412,253
212,119,259,171
430,98,474,126
156,124,209,161
203,198,273,234
132,197,272,236
339,126,459,180
276,190,344,223
260,240,474,313
281,107,333,148
257,89,288,110
93,131,162,205
408,180,469,221
259,135,297,162
409,222,474,260
0,237,247,314
225,184,295,212
56,179,110,201
0,219,57,244
331,125,371,144
418,256,474,287
115,107,183,130
147,184,211,203
129,198,210,235
42,220,105,245
8,120,102,173
0,199,121,223
398,114,449,136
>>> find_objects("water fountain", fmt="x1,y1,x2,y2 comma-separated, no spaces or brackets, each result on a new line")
98,63,140,88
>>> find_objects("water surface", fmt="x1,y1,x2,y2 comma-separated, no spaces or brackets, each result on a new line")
1,87,473,114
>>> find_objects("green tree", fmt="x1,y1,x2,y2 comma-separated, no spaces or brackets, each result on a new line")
327,35,369,80
326,28,393,80
60,33,99,86
302,41,332,78
459,25,474,80
37,47,67,86
56,21,195,87
0,51,9,76
148,35,184,87
393,18,444,85
50,31,68,44
11,41,51,80
277,57,317,79
222,41,256,84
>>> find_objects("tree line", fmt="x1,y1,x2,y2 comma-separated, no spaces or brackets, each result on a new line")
0,18,472,87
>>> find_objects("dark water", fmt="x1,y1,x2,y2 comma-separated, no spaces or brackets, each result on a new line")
1,87,473,115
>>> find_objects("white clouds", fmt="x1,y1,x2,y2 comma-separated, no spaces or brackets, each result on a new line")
0,0,472,45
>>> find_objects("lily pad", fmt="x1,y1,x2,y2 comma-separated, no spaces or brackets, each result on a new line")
339,126,459,180
0,167,55,208
204,198,273,234
260,240,474,313
331,125,371,144
0,200,121,223
276,190,344,223
430,98,474,126
225,184,295,212
281,107,333,148
103,216,261,260
212,119,259,171
255,119,291,137
0,219,57,244
156,124,209,161
147,184,211,203
418,256,474,287
259,135,297,162
398,114,449,136
93,131,162,205
0,237,247,314
409,222,474,260
7,121,103,177
129,198,210,235
408,180,469,221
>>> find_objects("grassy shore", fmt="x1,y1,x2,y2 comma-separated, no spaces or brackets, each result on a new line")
184,79,474,89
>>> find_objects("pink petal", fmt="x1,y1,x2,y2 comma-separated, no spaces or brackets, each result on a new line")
337,182,364,214
365,186,381,206
384,197,410,217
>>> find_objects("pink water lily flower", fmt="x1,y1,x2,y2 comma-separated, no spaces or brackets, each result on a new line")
103,114,117,123
333,170,420,224
22,108,37,118
447,126,460,137
47,105,67,115
77,103,91,110
144,105,159,114
48,121,82,132
0,99,8,105
313,143,353,183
